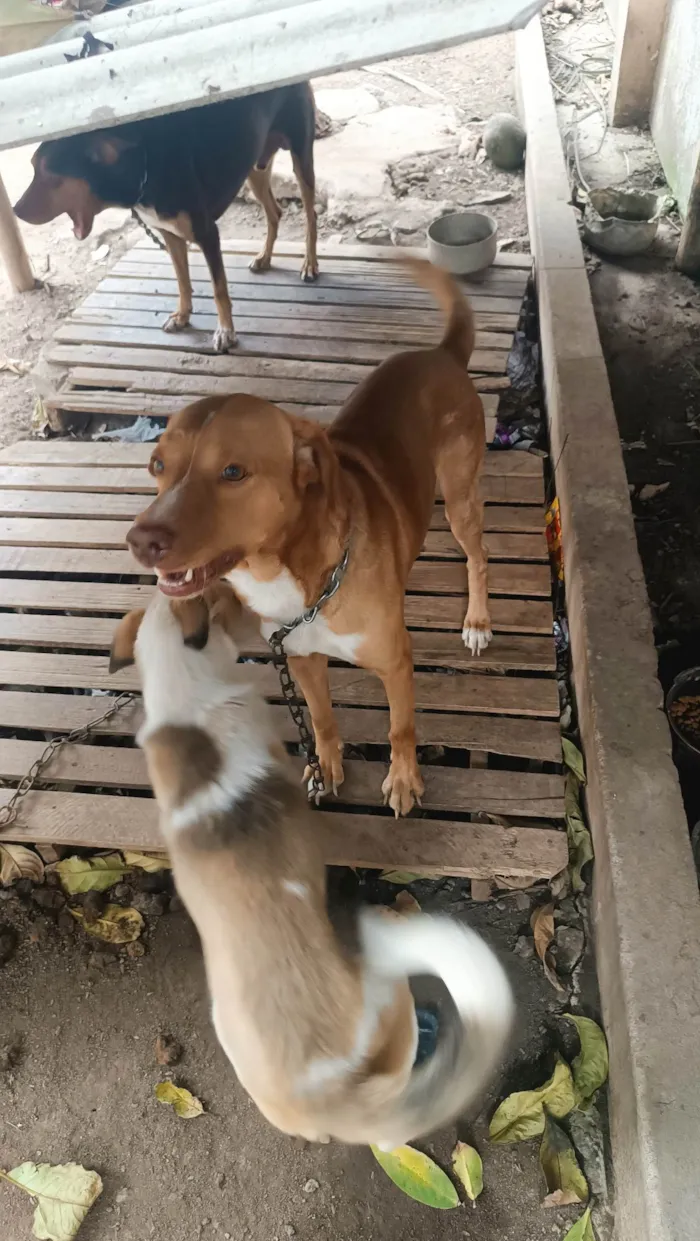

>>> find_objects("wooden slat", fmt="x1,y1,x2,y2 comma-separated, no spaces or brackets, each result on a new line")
0,517,545,563
0,613,555,672
48,393,343,423
52,342,373,385
0,739,563,818
0,789,566,878
186,250,532,285
0,490,541,532
0,690,562,761
214,238,534,270
0,579,552,635
0,546,550,596
0,651,560,716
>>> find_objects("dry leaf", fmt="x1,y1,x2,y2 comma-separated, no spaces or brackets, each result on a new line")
489,1056,578,1142
539,1112,588,1207
123,851,171,872
370,1145,459,1209
52,854,128,895
565,774,594,893
4,1161,102,1240
0,843,45,887
0,357,31,376
562,1207,595,1241
531,904,566,994
70,904,143,944
451,1141,483,1201
393,890,421,916
380,870,424,883
154,1081,204,1119
565,1014,608,1102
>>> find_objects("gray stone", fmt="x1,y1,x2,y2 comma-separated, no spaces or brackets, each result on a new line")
553,925,585,974
513,935,534,960
314,87,379,122
483,112,526,170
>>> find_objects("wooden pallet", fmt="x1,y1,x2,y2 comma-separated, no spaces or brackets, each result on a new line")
0,241,567,882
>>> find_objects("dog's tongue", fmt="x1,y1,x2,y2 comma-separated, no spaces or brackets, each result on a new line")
71,212,93,241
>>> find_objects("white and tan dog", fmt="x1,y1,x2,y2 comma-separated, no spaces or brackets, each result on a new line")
110,582,514,1147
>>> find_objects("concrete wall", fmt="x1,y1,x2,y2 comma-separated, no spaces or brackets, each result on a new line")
651,0,700,215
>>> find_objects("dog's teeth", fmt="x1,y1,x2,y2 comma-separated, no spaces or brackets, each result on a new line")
184,569,194,583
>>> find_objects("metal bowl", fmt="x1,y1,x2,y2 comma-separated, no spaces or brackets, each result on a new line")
426,211,498,276
666,666,700,762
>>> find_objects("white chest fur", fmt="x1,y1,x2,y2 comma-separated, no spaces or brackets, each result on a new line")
227,565,362,664
136,206,194,242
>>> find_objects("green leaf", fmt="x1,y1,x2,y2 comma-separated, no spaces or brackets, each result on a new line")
53,854,128,895
451,1141,483,1201
489,1057,578,1143
380,871,423,884
562,739,586,785
70,904,143,944
539,1113,588,1207
154,1082,204,1119
370,1145,459,1209
123,851,171,872
565,774,594,893
562,1207,595,1241
0,843,45,886
565,1014,609,1102
5,1161,102,1241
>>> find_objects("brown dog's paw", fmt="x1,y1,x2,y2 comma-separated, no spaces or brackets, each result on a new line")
300,258,319,283
249,253,272,273
303,739,344,801
212,326,237,353
163,311,191,333
382,763,424,819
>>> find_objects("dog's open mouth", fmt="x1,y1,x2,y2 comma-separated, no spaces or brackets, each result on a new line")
156,551,240,598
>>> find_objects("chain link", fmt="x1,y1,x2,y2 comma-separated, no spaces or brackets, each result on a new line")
267,547,350,805
0,693,137,831
131,208,168,251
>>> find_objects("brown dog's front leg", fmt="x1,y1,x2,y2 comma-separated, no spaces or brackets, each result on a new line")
287,653,344,797
197,223,235,353
160,230,193,333
371,631,424,818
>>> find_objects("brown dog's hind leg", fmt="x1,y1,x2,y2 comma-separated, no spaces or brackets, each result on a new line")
291,153,319,284
197,222,235,353
437,410,492,655
367,627,424,818
287,653,344,796
247,164,283,273
161,231,193,333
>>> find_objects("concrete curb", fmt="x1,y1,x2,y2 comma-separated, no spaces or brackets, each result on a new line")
516,18,700,1241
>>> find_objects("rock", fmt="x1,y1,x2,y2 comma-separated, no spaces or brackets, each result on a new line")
513,891,531,912
57,908,76,936
458,132,481,159
391,198,454,236
0,924,17,966
513,935,534,960
355,221,392,244
483,112,526,171
155,1033,182,1066
14,878,33,900
314,87,379,122
31,886,66,913
111,882,133,903
132,891,169,918
83,889,107,921
284,1227,296,1238
125,941,145,959
553,925,585,974
303,1179,320,1194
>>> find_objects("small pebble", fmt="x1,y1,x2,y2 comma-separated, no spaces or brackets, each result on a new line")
83,889,107,920
131,891,169,918
111,882,132,903
155,1033,182,1066
513,935,534,960
303,1179,319,1194
0,924,18,966
284,1226,296,1237
32,887,65,912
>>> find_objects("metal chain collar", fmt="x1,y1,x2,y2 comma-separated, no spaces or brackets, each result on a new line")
0,693,137,831
267,547,350,804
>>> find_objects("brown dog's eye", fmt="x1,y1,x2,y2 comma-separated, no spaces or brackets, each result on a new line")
221,464,246,482
150,458,164,476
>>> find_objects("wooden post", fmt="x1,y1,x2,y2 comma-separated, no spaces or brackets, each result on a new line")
608,0,668,128
0,171,34,292
676,153,700,277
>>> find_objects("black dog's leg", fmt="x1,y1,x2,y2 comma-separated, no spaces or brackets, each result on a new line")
160,230,193,332
197,222,235,352
287,85,318,283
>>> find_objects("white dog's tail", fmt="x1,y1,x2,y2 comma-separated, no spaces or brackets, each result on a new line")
359,909,514,1149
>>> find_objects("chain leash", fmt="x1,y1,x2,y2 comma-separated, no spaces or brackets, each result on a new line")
131,208,167,251
267,547,350,805
0,693,137,831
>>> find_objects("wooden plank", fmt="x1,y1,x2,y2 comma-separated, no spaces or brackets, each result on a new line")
51,342,373,386
0,739,563,818
0,546,551,596
78,297,514,351
0,579,552,635
215,238,534,270
53,322,510,374
48,392,348,422
0,789,567,878
0,690,562,761
108,267,524,315
0,517,545,564
0,612,555,672
191,250,531,286
0,651,560,716
90,283,520,332
0,491,540,533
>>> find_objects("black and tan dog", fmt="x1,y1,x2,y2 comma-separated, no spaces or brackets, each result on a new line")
14,85,318,352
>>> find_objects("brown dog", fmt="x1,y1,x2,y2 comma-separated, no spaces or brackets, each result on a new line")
14,85,318,353
110,581,513,1146
125,259,491,815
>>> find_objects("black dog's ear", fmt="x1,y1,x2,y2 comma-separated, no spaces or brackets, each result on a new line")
172,597,210,651
110,609,145,673
86,134,135,166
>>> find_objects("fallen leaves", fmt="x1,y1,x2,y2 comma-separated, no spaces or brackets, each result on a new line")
52,854,129,895
123,851,170,872
566,1014,609,1102
531,903,566,993
565,772,594,894
380,870,423,883
451,1141,483,1202
3,1161,102,1241
489,1057,578,1143
154,1082,204,1119
563,1207,595,1240
0,843,45,887
370,1145,459,1209
70,904,143,944
561,739,586,785
539,1113,588,1207
392,890,421,916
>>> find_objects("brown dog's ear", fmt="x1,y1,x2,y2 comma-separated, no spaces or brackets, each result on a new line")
110,609,146,673
171,597,210,650
291,418,339,494
86,134,136,166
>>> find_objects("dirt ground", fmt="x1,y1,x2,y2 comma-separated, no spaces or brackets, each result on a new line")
0,31,607,1241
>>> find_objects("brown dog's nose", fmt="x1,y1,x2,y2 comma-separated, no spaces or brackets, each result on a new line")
127,522,174,567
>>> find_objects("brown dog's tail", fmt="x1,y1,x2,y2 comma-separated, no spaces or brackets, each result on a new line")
402,256,475,368
358,909,514,1149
